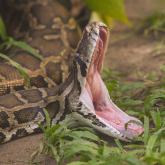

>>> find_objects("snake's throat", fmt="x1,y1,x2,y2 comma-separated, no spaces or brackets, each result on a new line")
80,25,144,139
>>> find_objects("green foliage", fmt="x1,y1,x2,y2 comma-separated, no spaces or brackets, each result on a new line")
151,40,165,56
102,65,165,164
84,0,131,26
30,108,102,164
30,109,145,165
1,40,44,61
0,15,8,41
136,11,165,56
30,76,165,165
137,12,165,39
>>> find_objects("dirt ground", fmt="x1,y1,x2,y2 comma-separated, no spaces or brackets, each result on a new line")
1,0,165,164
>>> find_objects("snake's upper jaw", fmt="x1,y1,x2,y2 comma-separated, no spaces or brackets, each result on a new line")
79,22,144,142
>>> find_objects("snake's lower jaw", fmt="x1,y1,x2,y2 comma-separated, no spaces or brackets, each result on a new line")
80,71,144,141
79,23,144,141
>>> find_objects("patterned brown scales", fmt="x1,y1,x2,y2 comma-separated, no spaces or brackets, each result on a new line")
0,0,81,143
0,0,81,95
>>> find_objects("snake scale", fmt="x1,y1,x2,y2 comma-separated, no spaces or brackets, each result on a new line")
0,0,144,144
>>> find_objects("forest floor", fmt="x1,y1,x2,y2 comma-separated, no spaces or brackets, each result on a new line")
0,0,165,164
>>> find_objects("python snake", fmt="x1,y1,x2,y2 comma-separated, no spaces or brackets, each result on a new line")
0,0,144,144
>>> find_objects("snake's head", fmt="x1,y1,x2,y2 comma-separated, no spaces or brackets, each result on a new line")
70,22,144,142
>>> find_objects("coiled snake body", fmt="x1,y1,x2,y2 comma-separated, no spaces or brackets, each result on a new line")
0,0,143,144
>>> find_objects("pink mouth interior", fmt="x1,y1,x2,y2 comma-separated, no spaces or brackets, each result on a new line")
80,27,144,139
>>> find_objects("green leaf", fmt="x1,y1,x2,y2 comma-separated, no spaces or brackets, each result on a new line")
155,127,165,135
120,83,146,91
123,155,144,165
143,156,165,164
0,15,8,41
133,137,144,142
72,127,96,133
30,150,39,164
120,99,143,106
143,95,152,114
47,124,61,136
104,147,122,155
80,153,93,162
149,72,156,82
84,0,131,26
124,144,144,148
60,132,82,141
150,93,165,100
64,145,98,160
146,134,158,156
160,64,165,73
101,153,123,164
156,108,161,130
115,139,125,152
73,131,100,142
107,84,117,93
47,143,60,163
1,40,44,61
61,140,99,153
88,159,100,165
144,116,150,144
55,120,76,134
160,140,165,153
151,43,165,54
129,63,143,78
125,110,141,117
150,110,157,123
38,142,44,156
34,121,46,133
0,53,31,88
102,144,111,160
2,37,14,51
43,108,50,130
125,149,144,156
103,65,111,76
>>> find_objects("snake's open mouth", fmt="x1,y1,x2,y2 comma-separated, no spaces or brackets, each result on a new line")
80,26,144,140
